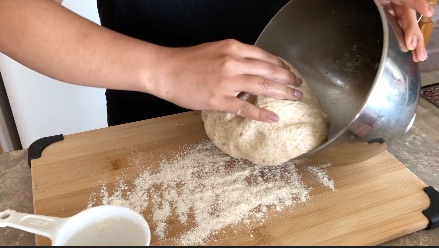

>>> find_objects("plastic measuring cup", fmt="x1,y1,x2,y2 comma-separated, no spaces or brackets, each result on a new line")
0,205,151,246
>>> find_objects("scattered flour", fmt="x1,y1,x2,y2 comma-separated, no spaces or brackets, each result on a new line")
88,140,335,245
306,165,336,192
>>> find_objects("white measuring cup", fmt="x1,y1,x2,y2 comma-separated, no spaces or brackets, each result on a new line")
0,205,151,246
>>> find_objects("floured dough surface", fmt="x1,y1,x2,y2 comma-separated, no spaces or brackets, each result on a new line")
201,59,329,166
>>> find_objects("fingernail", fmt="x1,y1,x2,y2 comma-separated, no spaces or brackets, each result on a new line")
410,36,417,50
294,89,303,99
284,63,290,70
296,76,303,86
424,48,428,60
268,113,280,123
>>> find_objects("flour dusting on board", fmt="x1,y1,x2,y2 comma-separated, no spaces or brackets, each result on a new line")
87,140,335,245
306,165,335,191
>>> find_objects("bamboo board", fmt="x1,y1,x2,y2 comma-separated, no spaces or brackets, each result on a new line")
30,111,430,246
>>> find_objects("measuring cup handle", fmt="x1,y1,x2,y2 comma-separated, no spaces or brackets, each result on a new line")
0,209,66,240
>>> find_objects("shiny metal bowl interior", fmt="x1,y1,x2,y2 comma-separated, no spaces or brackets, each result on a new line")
255,0,420,165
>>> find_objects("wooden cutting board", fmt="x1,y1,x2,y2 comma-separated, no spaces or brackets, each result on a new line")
30,111,431,246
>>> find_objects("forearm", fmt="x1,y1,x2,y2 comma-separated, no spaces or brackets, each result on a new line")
0,0,161,93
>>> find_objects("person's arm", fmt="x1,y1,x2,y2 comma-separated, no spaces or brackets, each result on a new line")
0,0,301,123
0,0,160,92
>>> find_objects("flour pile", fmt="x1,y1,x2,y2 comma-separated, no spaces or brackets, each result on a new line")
88,140,335,245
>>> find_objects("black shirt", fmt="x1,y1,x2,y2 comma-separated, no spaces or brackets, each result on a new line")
97,0,289,125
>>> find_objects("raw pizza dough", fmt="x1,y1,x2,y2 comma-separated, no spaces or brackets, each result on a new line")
201,59,329,166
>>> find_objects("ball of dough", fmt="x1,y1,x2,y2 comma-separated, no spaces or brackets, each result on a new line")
201,59,329,166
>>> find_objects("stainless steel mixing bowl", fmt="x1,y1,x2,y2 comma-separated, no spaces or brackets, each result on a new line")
255,0,421,166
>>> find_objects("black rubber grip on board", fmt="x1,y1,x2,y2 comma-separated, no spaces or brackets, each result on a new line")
422,186,439,230
28,134,64,168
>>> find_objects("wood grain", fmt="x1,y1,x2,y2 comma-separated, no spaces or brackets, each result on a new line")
419,0,437,48
30,111,431,246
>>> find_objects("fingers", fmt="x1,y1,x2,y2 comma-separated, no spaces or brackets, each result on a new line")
240,59,303,86
412,38,428,62
223,40,302,86
393,0,435,17
221,75,304,123
219,40,304,123
392,3,428,61
183,39,306,123
232,41,291,70
223,44,305,114
234,75,303,100
225,96,281,123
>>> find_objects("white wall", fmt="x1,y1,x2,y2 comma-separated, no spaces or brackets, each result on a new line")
0,0,107,149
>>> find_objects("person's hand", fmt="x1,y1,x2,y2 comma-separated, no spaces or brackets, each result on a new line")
379,0,435,62
148,39,303,123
